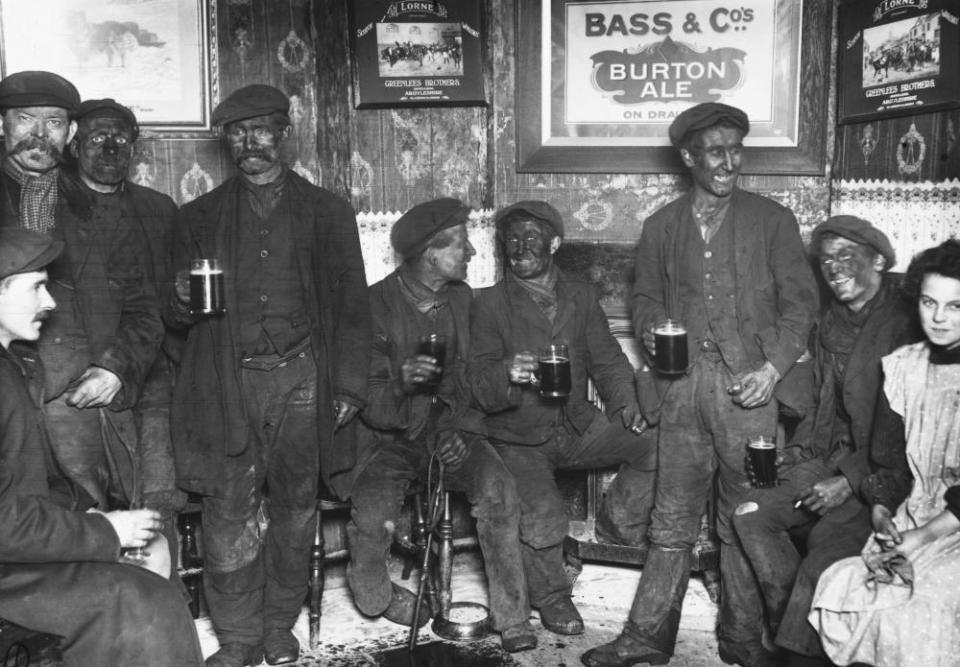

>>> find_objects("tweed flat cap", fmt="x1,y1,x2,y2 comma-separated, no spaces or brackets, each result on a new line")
811,215,896,271
212,84,290,126
76,98,140,141
0,71,80,114
494,200,564,239
0,227,64,280
669,102,750,148
391,198,471,261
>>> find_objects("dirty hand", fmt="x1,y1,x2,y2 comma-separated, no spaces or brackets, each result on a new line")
728,362,780,409
641,328,656,358
334,400,359,428
796,475,853,515
507,352,538,385
872,504,902,550
400,355,442,394
65,367,122,408
101,508,163,549
174,269,191,304
621,402,648,435
436,430,469,469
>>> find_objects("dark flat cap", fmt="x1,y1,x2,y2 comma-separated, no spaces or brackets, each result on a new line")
669,102,749,148
76,98,139,140
494,200,564,239
212,84,290,126
811,215,896,271
0,227,64,280
0,71,80,114
391,198,471,261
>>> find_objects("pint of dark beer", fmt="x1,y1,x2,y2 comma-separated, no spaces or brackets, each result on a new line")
747,436,778,488
538,343,571,398
653,319,688,375
417,333,447,391
189,259,225,315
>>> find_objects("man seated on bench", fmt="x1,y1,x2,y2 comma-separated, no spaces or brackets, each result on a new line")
344,199,536,653
0,227,203,667
732,216,920,666
467,200,656,641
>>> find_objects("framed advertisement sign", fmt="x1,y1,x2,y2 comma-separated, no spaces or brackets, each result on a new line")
517,0,831,174
838,0,960,124
349,0,486,109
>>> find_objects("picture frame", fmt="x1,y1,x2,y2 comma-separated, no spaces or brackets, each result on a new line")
516,0,831,175
837,0,959,125
0,0,218,137
349,0,486,109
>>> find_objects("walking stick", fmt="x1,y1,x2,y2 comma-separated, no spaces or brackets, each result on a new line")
407,459,445,651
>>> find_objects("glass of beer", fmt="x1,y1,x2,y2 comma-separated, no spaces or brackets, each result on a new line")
538,343,571,398
653,318,688,375
189,259,225,316
417,333,447,390
747,436,778,488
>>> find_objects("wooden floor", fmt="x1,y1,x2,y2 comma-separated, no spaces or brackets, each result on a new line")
196,552,726,666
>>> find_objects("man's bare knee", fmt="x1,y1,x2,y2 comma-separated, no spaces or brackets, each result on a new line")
735,501,759,516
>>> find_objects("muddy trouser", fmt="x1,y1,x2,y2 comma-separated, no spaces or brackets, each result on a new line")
622,351,777,656
347,431,530,631
0,560,203,667
733,458,871,657
202,348,319,648
493,410,657,608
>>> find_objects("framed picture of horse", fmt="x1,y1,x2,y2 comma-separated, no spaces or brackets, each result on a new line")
0,0,217,136
348,0,486,109
838,0,960,124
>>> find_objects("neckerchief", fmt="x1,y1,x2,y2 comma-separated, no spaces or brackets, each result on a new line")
515,264,559,323
2,158,58,233
397,265,449,319
239,166,287,220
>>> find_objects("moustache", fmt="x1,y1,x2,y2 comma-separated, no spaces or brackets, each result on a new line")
10,136,65,163
238,150,274,162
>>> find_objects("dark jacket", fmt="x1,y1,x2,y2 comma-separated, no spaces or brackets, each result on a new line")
469,269,637,445
632,187,818,419
167,171,371,497
350,271,483,489
785,277,920,492
0,344,119,565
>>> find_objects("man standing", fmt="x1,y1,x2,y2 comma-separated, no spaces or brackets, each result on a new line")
347,198,535,652
68,97,185,575
167,84,371,667
582,103,818,667
0,226,203,667
733,216,919,666
0,72,164,515
469,200,657,639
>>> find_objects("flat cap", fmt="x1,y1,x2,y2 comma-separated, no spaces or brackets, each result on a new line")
494,200,564,239
0,70,80,114
669,102,750,148
212,84,290,126
811,215,896,271
76,98,139,139
391,198,471,261
0,227,64,280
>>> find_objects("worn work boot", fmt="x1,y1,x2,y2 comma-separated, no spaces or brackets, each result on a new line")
581,633,670,666
383,583,433,628
262,628,299,665
205,642,263,667
718,640,782,667
538,596,585,635
501,620,538,652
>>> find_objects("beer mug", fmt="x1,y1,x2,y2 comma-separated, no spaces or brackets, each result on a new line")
653,318,688,375
189,259,225,315
538,343,571,398
417,333,447,391
747,436,778,488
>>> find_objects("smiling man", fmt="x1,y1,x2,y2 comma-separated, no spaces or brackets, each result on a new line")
469,200,657,645
732,215,920,666
166,84,371,667
583,103,819,667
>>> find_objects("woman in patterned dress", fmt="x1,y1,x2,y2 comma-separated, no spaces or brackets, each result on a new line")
810,239,960,667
